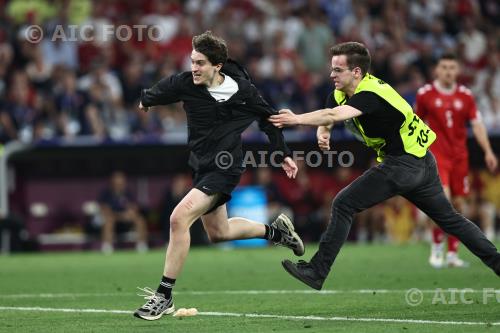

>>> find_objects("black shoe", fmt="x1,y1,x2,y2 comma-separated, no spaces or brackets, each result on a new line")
281,259,324,290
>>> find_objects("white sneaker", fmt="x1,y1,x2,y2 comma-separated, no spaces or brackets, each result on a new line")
446,252,470,268
271,214,305,256
134,287,175,320
429,243,444,268
429,253,444,268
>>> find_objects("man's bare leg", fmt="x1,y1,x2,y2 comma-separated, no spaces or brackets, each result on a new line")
202,204,304,255
164,189,218,277
201,204,265,242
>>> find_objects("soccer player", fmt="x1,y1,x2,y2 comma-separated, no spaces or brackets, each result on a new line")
270,42,500,290
416,53,498,269
133,31,303,320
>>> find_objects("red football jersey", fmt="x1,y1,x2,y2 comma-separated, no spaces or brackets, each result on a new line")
415,81,480,160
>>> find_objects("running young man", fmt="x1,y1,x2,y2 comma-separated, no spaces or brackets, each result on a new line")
133,31,303,320
416,53,498,269
270,42,500,290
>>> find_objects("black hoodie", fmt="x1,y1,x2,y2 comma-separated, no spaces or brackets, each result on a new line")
140,59,292,175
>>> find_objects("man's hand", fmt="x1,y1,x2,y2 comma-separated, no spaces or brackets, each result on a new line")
317,126,331,151
269,109,299,128
485,151,498,173
281,156,298,179
138,101,149,112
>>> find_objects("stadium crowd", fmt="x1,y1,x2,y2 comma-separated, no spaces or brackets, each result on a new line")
0,0,499,144
0,0,499,245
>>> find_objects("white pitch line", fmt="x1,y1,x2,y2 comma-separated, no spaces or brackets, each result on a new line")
0,306,498,326
0,289,498,298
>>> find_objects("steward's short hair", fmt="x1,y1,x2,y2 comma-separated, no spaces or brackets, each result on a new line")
330,42,371,75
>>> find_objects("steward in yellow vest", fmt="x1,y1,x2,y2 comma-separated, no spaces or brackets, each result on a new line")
270,41,500,290
334,73,436,161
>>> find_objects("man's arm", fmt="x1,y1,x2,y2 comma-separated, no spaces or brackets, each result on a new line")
317,125,332,151
140,74,182,110
246,85,293,160
247,85,297,177
258,117,292,155
269,105,363,128
257,118,298,178
471,120,498,172
316,92,337,150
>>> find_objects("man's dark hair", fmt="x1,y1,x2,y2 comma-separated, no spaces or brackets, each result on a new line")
192,31,228,65
437,52,458,63
330,42,371,75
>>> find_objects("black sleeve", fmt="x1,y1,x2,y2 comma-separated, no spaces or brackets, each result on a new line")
140,74,182,107
324,91,338,109
247,85,292,163
346,91,384,114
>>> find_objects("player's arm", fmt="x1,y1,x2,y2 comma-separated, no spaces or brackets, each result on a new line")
139,74,182,111
471,119,498,172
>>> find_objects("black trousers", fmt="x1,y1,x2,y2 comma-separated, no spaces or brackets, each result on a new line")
310,152,500,278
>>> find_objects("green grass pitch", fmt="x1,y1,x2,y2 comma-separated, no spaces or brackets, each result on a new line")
0,243,499,332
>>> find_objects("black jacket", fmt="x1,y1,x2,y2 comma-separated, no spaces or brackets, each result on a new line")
141,60,292,175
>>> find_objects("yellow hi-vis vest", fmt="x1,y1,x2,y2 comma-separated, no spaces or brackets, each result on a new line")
334,74,436,162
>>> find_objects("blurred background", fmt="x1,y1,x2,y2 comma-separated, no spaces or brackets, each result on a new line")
0,0,499,253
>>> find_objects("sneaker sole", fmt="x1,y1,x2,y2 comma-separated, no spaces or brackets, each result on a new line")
133,304,175,321
281,260,322,290
275,214,305,256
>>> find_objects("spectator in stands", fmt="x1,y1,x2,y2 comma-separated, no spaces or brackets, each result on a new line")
296,12,333,73
53,70,91,137
473,52,500,129
130,101,163,139
458,17,487,69
119,57,146,109
0,71,39,142
40,23,78,71
423,20,456,60
98,171,148,254
81,63,132,139
78,58,123,106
